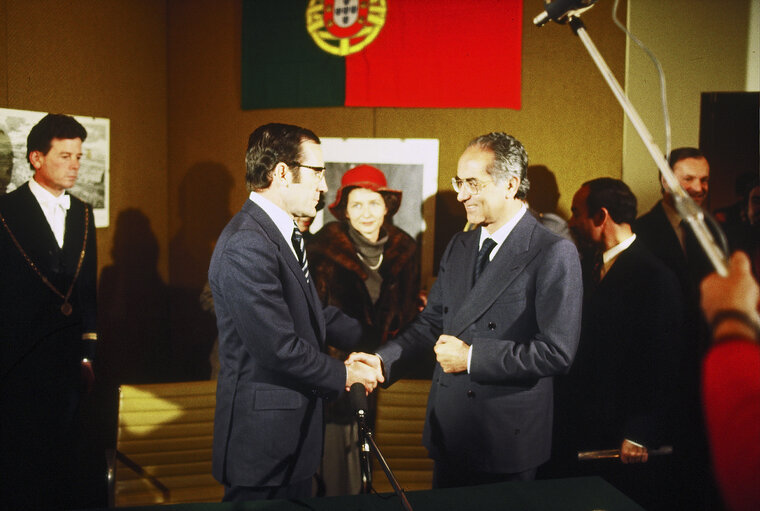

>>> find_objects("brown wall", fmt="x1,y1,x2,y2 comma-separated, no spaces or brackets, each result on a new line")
1,0,627,383
0,0,169,278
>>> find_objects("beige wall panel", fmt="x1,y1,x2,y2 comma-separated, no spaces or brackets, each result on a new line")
623,0,752,212
1,0,169,281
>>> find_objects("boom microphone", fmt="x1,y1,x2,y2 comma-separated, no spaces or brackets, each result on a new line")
534,0,599,27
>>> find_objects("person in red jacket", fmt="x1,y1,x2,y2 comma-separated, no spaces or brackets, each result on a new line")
701,251,760,511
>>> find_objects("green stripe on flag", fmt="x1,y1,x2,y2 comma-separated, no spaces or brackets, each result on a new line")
242,0,346,109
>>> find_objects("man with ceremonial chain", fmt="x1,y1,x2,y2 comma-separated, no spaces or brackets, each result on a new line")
0,113,97,510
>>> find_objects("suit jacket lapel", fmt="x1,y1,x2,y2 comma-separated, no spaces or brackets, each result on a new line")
242,201,326,339
449,214,539,338
653,202,687,266
7,184,61,272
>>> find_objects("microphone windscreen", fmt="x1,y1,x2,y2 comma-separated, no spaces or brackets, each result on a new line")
349,382,368,414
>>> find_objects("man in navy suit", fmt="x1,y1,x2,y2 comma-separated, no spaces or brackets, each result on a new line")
634,148,723,509
208,123,382,501
0,114,97,510
350,132,583,487
561,178,682,509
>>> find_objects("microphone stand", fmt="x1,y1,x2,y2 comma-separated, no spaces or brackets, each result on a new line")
548,13,729,276
355,409,414,511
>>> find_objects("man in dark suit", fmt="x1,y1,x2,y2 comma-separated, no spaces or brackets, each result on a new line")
349,132,583,487
0,114,97,510
634,148,723,509
634,147,712,305
561,178,682,509
208,123,383,502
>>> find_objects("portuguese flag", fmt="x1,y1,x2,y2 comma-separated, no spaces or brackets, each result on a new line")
242,0,522,109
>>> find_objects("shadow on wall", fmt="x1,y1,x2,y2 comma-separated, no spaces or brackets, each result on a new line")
526,165,565,218
80,208,172,507
98,208,171,386
432,190,467,276
169,162,234,381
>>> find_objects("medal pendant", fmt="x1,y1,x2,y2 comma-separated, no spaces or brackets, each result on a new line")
61,302,73,316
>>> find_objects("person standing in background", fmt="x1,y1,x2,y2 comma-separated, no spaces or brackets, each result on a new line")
0,113,97,510
307,165,423,495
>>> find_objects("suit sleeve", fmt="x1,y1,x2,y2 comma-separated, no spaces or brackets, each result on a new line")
323,303,364,353
470,238,583,382
375,239,450,383
216,230,348,394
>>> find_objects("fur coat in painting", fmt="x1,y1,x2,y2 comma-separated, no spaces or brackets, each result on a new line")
306,221,420,352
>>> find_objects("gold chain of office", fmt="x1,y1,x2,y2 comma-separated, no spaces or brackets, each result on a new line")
0,205,89,316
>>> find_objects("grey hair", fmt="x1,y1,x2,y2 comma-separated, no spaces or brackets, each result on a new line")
467,132,529,199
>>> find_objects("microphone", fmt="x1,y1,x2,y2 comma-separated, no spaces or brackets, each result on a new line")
349,382,369,422
534,0,599,27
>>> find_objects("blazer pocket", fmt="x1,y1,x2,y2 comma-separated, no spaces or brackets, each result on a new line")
253,388,304,410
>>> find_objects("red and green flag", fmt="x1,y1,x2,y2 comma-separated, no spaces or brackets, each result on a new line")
242,0,522,109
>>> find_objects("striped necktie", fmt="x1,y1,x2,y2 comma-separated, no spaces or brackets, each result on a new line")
291,224,310,282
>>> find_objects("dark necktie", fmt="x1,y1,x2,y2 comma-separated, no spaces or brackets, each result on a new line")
291,224,310,282
474,238,497,282
592,249,604,285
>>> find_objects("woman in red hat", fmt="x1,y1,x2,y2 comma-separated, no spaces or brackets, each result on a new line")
306,164,424,495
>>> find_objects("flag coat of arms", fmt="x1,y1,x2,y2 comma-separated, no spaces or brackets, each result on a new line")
242,0,522,109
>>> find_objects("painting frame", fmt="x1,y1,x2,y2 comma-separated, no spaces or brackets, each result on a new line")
0,107,110,228
316,137,439,285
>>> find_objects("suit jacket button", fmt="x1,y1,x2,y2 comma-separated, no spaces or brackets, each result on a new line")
444,307,449,314
466,390,475,398
488,322,496,330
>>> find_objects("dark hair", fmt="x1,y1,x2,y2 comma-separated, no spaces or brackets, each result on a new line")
332,185,401,221
467,132,529,199
245,123,320,191
583,177,637,225
26,114,87,170
668,147,704,168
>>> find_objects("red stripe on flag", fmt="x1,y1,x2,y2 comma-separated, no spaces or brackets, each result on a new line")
345,0,522,109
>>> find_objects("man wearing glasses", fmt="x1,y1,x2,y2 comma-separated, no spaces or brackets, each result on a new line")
208,123,382,501
349,132,583,487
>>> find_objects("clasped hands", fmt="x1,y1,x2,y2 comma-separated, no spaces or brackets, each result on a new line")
345,352,384,393
345,334,470,393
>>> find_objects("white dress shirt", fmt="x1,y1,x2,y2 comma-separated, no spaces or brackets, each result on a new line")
28,178,69,248
600,233,637,280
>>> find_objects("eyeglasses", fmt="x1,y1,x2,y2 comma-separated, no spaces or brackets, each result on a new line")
290,162,326,180
451,177,494,195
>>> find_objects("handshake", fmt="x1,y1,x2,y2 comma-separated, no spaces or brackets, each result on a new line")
344,352,384,393
342,335,472,393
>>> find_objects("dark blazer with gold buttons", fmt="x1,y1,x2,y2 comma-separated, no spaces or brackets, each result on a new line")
376,212,583,474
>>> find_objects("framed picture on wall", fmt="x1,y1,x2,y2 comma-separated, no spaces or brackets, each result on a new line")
314,138,439,285
0,107,110,228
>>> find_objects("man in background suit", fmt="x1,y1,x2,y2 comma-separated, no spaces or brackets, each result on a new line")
561,178,682,509
350,132,583,487
634,147,723,509
0,114,97,510
634,147,712,303
208,123,382,502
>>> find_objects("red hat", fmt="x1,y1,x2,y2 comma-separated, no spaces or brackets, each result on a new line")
329,165,402,221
